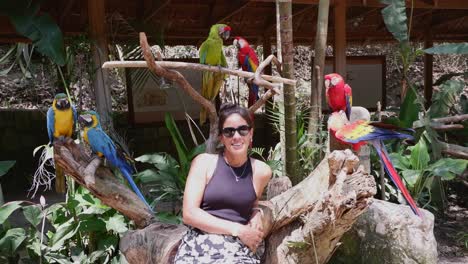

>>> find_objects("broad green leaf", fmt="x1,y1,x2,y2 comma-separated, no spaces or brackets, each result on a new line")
22,205,42,227
50,219,80,251
165,113,189,172
389,153,410,170
380,0,408,43
428,158,468,180
0,1,65,65
428,80,464,118
0,160,15,177
78,218,106,232
409,138,429,170
399,86,420,128
424,43,468,55
0,228,26,255
401,169,422,187
0,201,23,225
106,214,128,234
88,250,107,263
135,153,168,165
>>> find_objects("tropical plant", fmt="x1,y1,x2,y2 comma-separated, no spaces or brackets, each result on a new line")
134,113,205,219
377,0,468,211
0,186,129,263
390,134,468,209
268,103,327,180
0,0,65,65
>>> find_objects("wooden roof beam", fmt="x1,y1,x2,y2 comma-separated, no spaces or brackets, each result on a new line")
144,0,171,23
249,0,468,9
214,1,251,24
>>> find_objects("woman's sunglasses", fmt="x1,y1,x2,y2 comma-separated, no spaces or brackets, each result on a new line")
221,125,251,138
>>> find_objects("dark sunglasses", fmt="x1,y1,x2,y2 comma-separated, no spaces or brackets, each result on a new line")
221,125,251,138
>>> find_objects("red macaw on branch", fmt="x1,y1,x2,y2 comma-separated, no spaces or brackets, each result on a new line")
325,73,352,120
328,111,422,217
233,36,260,108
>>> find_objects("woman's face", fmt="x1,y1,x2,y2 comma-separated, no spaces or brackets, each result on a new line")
220,113,253,156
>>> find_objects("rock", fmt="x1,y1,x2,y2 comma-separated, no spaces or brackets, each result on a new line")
330,199,438,264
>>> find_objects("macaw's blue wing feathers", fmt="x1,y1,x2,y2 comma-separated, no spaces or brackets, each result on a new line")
372,141,422,217
72,106,78,130
46,107,55,143
343,126,414,144
84,126,153,213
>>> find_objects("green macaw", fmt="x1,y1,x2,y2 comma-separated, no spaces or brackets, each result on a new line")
199,24,231,125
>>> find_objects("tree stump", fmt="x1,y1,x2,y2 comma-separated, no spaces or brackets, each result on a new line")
54,139,376,264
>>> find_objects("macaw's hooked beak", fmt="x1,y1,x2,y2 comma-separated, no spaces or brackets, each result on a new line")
233,39,239,48
78,114,93,125
324,78,331,89
56,98,70,109
222,30,230,41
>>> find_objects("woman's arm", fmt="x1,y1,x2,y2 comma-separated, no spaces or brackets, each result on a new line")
248,159,272,236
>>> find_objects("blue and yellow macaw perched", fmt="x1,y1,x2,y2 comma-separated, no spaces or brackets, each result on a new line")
199,23,231,125
79,111,153,212
47,93,77,193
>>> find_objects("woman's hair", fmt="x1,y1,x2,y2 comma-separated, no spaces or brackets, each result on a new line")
218,103,254,133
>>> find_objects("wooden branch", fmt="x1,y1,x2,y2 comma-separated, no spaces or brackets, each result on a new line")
53,138,154,228
432,124,464,131
102,61,296,86
432,114,468,124
139,33,215,119
439,141,468,159
248,89,275,113
254,54,283,93
139,32,219,153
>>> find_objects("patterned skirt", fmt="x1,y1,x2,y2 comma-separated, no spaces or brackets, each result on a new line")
173,227,264,264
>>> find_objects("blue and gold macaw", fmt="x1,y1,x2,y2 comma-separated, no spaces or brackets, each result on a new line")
79,111,153,212
199,23,231,125
47,93,77,193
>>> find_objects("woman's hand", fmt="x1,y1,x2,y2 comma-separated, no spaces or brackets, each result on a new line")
248,210,263,233
235,223,263,252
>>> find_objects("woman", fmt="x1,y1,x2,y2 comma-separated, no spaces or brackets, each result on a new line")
174,103,272,264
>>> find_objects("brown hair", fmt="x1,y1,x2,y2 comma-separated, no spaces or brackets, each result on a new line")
218,103,253,134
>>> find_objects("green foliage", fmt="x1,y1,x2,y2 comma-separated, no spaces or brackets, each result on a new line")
380,0,409,43
0,160,16,177
390,135,468,206
0,0,65,65
427,80,465,118
135,114,205,222
398,86,421,128
0,187,130,263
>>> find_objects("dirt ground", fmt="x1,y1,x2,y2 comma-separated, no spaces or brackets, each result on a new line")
434,182,468,264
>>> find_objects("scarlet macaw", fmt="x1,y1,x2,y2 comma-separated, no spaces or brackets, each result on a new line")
325,73,352,120
233,36,260,108
79,111,153,212
328,111,421,217
47,93,77,193
199,24,231,125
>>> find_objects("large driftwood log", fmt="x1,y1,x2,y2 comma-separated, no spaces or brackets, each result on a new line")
54,138,375,263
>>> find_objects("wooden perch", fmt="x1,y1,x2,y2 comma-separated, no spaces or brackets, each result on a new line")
53,138,154,228
53,136,375,263
118,149,376,263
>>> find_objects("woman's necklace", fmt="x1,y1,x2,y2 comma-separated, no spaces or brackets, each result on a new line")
224,157,248,182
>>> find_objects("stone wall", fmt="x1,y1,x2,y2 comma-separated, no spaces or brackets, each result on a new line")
0,110,277,201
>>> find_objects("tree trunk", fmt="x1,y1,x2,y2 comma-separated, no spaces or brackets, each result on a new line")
52,138,376,263
308,0,330,137
279,0,299,184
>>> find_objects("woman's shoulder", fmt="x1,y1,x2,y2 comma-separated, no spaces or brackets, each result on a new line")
192,153,219,164
250,157,272,179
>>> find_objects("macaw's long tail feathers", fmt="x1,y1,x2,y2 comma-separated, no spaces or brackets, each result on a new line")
247,83,259,108
55,165,66,193
121,166,154,213
372,141,422,217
